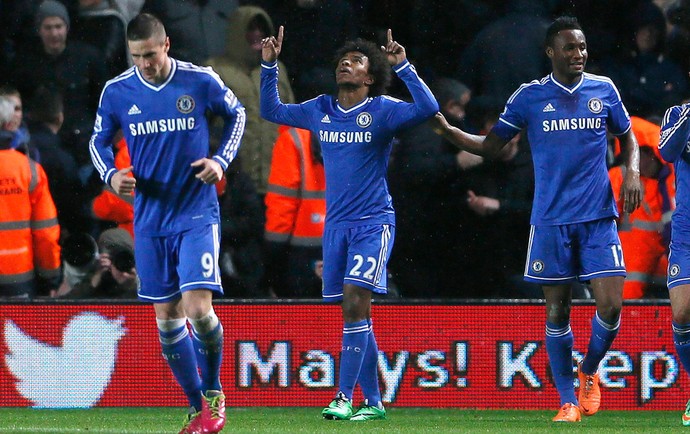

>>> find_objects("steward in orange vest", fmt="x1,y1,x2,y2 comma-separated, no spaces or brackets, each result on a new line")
0,131,61,297
610,116,675,299
264,127,325,297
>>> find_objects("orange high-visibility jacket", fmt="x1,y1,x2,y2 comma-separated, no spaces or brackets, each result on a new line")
0,149,61,291
265,127,325,247
610,117,675,298
92,138,134,238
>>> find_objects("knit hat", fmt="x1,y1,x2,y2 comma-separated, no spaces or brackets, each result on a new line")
36,0,70,28
97,228,134,256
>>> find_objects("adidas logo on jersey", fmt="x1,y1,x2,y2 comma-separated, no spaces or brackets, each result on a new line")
321,115,331,123
543,103,555,113
128,104,142,115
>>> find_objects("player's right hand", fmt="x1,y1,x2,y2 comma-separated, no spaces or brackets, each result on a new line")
111,166,136,196
261,25,284,63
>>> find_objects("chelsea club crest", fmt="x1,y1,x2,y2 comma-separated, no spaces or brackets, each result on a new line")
587,98,603,114
176,95,195,114
356,112,372,128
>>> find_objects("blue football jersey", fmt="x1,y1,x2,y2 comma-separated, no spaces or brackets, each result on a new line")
260,59,438,228
90,59,246,236
660,104,690,240
492,72,631,226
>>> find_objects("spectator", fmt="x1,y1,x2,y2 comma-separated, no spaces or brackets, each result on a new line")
0,96,61,298
667,0,690,76
388,78,482,298
218,159,266,298
53,231,99,297
111,0,145,23
0,86,36,160
9,0,108,170
265,0,358,101
53,228,137,298
26,87,94,236
457,0,551,101
71,0,130,77
610,116,675,299
602,2,688,119
141,0,239,65
206,5,295,197
264,127,326,298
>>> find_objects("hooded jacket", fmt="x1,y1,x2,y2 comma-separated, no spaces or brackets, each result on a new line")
206,6,296,195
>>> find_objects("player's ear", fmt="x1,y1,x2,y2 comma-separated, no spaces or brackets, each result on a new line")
163,36,170,53
545,46,554,59
364,74,374,86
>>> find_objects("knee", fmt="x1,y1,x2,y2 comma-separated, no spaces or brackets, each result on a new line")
545,302,571,324
597,302,622,323
672,304,690,325
185,304,212,321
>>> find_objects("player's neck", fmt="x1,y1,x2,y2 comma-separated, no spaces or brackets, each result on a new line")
551,71,582,87
337,87,370,110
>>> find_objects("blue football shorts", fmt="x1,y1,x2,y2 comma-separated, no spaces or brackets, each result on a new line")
135,223,223,302
322,224,395,302
667,241,690,289
524,218,626,284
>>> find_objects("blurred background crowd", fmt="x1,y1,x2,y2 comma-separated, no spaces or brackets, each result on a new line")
0,0,685,300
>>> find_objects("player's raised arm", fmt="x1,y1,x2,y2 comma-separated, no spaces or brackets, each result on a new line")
261,25,283,63
381,29,406,66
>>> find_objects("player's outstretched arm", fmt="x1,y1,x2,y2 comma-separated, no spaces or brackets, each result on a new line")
381,29,406,66
618,129,642,213
432,112,507,158
261,25,284,63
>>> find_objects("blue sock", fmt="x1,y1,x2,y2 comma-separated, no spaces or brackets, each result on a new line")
357,320,382,406
157,318,202,410
545,321,577,406
339,320,369,400
673,322,690,375
581,312,620,375
189,311,224,393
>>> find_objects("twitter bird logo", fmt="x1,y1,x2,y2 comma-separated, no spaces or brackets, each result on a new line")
4,312,126,408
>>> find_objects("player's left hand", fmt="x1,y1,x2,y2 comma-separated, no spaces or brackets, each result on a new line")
381,29,406,66
621,169,642,213
261,25,283,63
191,158,223,185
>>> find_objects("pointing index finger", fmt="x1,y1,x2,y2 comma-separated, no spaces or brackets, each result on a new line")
387,28,392,44
277,25,284,44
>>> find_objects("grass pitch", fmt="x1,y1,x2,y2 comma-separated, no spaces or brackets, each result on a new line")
0,407,685,433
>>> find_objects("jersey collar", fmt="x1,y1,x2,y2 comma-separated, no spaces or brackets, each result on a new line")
336,97,372,114
549,72,584,95
135,58,177,92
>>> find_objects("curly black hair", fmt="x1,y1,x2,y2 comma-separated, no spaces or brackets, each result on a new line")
333,38,391,97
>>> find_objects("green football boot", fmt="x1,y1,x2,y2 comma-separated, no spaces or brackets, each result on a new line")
683,399,690,426
322,392,353,420
351,400,386,421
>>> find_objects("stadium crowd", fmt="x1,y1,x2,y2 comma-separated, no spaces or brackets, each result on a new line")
0,0,686,299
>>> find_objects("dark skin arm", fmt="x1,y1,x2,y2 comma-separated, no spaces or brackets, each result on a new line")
432,112,509,158
617,129,642,213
